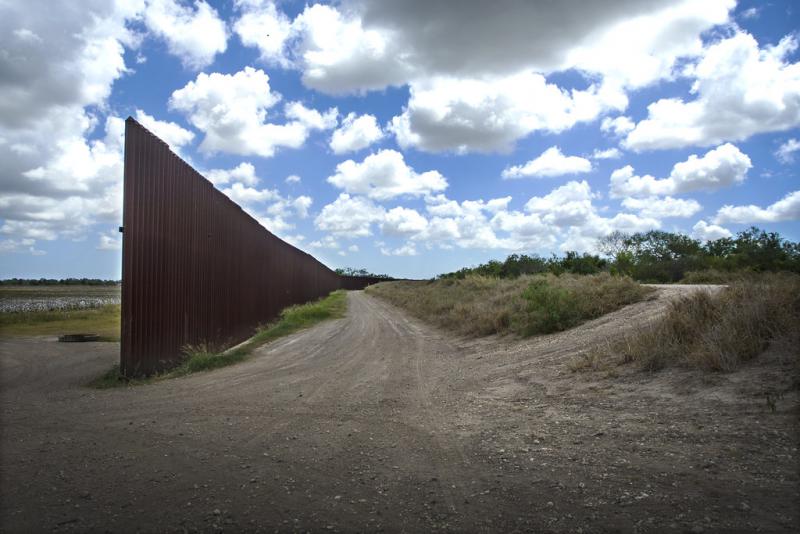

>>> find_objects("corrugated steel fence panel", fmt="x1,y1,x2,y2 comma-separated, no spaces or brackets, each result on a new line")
121,117,387,377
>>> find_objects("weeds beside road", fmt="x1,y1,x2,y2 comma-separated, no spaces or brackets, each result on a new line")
0,287,347,387
366,273,653,337
593,272,800,372
89,289,347,388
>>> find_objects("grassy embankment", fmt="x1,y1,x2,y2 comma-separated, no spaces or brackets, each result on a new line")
89,289,347,388
367,273,653,337
573,273,800,373
678,268,784,285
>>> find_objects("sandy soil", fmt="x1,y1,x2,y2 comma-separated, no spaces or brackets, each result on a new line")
1,287,797,533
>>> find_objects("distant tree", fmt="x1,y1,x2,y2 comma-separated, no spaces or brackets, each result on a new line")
435,227,798,283
559,251,607,275
596,226,799,282
597,230,630,258
728,227,797,272
0,278,119,286
335,267,392,279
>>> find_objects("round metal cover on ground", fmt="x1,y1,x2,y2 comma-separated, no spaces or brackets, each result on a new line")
58,334,100,342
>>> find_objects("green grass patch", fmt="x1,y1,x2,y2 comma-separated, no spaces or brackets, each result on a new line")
0,304,121,340
367,273,653,338
87,364,149,389
88,290,347,388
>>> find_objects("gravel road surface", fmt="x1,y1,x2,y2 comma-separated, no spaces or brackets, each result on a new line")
1,288,797,532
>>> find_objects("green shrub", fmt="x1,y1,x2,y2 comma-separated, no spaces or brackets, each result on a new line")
175,343,248,375
518,279,580,335
680,269,739,284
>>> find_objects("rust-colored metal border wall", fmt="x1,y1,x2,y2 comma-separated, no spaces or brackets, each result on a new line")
121,117,386,377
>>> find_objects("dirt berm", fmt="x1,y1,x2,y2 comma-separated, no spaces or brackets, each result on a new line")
1,287,797,532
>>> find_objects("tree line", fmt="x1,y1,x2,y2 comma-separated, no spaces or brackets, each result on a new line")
0,278,120,286
335,267,393,279
438,227,800,283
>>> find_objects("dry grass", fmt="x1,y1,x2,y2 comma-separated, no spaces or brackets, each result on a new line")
606,273,800,372
680,269,755,284
567,351,607,373
367,273,652,337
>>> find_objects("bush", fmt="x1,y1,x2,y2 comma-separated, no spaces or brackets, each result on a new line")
680,269,740,284
437,252,606,279
600,227,800,283
518,279,580,335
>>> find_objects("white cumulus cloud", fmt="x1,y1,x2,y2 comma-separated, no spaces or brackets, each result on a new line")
97,231,122,251
621,196,702,219
327,149,447,201
692,220,732,241
309,235,340,250
169,67,336,158
0,1,144,250
207,163,311,237
0,238,44,256
601,116,635,137
232,1,736,153
380,242,418,256
329,113,384,154
714,190,800,224
776,138,800,164
592,148,622,160
292,196,313,219
624,31,800,151
314,194,386,237
252,0,731,93
381,207,428,236
502,146,592,179
490,181,660,253
233,0,292,67
524,181,598,227
220,182,278,206
265,3,413,94
143,0,228,70
134,109,194,154
389,73,626,153
610,143,751,198
205,162,260,187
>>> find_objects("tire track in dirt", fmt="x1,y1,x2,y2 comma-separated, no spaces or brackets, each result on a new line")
2,285,797,533
364,294,473,521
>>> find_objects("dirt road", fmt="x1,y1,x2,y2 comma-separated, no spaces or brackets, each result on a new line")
1,288,797,532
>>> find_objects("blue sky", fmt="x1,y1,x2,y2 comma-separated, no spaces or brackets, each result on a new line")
0,0,798,279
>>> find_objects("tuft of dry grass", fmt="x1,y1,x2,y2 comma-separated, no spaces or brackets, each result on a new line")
367,273,652,337
680,269,755,284
609,273,800,372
